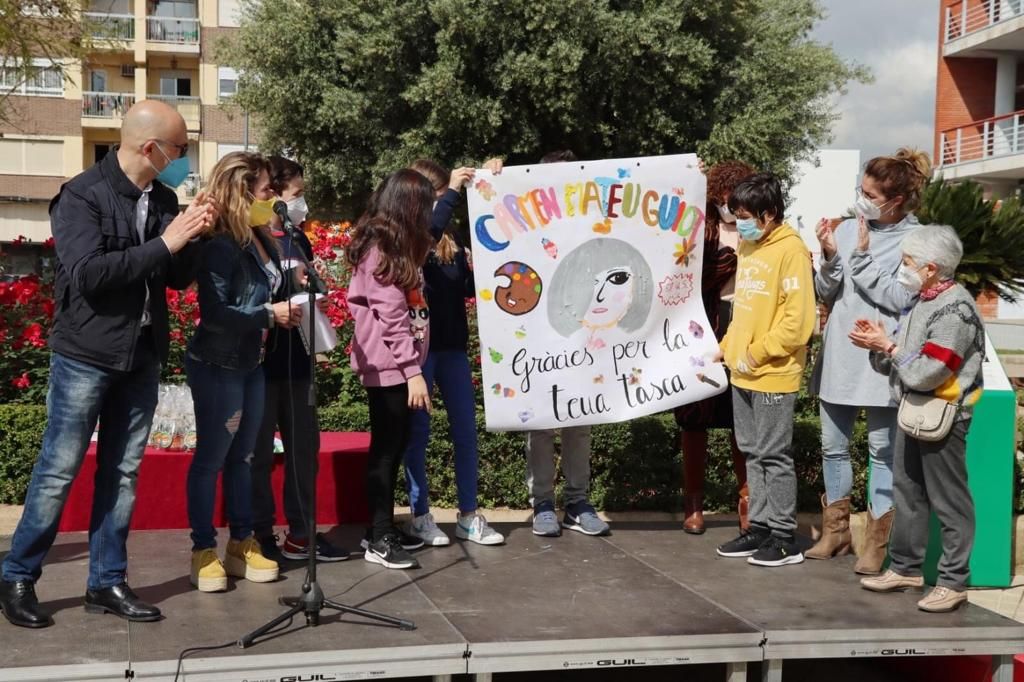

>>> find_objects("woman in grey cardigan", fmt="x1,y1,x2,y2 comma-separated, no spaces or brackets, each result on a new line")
850,224,984,613
808,148,931,574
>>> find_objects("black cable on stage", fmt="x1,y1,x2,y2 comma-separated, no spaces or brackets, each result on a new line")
172,614,294,681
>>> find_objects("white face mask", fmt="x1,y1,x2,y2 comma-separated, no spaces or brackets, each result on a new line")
717,204,736,223
854,191,894,221
286,196,308,225
896,263,925,293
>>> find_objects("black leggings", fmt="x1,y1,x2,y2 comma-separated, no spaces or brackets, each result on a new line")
366,384,411,541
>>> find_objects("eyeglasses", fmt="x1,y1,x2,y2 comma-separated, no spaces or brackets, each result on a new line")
148,138,189,159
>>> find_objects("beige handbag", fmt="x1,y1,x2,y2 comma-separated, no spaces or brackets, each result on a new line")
897,392,957,441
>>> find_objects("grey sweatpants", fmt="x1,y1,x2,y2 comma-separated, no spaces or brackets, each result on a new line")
732,387,798,537
889,419,975,590
525,426,592,508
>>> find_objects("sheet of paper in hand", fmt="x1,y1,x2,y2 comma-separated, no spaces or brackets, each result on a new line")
466,154,727,432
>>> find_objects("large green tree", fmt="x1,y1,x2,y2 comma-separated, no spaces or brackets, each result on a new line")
222,0,867,217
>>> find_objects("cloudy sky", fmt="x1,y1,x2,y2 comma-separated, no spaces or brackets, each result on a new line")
812,0,940,163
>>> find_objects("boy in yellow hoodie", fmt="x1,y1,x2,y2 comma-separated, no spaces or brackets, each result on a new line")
714,173,815,567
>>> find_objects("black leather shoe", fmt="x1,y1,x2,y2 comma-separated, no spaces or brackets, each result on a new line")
0,579,53,628
84,583,161,622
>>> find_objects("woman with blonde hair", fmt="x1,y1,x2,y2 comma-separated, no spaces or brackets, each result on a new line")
185,151,303,592
808,148,932,574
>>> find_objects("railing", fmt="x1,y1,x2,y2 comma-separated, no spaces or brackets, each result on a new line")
149,94,201,121
939,110,1024,166
81,91,134,118
945,0,1024,42
145,16,200,44
82,12,134,41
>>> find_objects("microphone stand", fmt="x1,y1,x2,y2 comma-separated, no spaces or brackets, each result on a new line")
238,214,414,648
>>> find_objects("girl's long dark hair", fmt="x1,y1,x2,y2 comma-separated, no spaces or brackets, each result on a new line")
346,169,434,290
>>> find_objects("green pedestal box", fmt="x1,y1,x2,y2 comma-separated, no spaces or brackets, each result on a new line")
923,334,1017,588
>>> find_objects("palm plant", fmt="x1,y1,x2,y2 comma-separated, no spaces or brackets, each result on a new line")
917,179,1024,302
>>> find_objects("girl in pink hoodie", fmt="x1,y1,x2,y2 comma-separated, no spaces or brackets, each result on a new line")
346,169,435,569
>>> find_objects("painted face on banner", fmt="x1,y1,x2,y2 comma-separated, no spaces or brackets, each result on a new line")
584,266,635,329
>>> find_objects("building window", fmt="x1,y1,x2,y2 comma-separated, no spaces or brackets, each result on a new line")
217,143,256,160
159,72,192,97
0,58,64,97
0,138,64,176
218,0,241,27
218,67,238,100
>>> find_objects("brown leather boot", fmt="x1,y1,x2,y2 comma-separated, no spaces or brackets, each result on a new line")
681,432,706,535
805,494,852,560
683,494,705,534
737,483,750,531
855,507,894,575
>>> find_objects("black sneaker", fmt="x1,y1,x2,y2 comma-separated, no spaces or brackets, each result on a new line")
364,535,420,570
360,527,425,552
281,532,350,562
747,535,805,567
716,528,770,558
256,533,286,564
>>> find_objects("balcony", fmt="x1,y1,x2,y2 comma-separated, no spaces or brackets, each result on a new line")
145,16,200,53
82,11,135,44
81,91,135,127
938,110,1024,181
944,0,1024,57
149,94,201,130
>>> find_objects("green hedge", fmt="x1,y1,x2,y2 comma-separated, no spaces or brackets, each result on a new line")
318,403,873,514
0,405,46,505
2,402,974,516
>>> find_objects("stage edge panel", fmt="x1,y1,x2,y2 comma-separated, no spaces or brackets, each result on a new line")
0,661,130,682
762,624,1024,660
466,633,763,674
127,643,470,681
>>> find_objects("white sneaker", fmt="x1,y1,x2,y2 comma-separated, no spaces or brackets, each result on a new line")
406,512,450,547
456,512,505,546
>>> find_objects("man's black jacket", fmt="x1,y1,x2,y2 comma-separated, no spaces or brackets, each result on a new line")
48,148,200,371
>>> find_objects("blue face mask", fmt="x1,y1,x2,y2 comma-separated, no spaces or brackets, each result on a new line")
149,142,190,189
736,217,764,242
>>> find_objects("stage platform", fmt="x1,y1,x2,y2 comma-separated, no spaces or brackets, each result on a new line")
1,521,1022,681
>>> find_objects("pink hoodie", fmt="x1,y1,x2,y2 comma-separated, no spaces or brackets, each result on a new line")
348,246,429,387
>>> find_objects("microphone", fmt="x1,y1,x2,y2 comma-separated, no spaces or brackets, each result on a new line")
273,200,299,233
273,200,327,294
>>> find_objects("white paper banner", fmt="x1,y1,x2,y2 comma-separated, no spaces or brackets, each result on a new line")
466,154,728,432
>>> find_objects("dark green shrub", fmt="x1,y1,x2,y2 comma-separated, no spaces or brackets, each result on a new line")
0,405,46,504
0,402,876,514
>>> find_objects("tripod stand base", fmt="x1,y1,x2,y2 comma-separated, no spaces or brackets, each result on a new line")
237,580,416,648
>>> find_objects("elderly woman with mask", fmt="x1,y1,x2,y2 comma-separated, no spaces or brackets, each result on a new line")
850,224,985,613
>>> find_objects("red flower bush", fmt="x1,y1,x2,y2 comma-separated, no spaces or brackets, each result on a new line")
0,222,366,406
0,262,54,403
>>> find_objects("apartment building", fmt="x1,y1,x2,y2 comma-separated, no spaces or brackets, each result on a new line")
0,0,251,274
935,0,1024,322
935,0,1024,197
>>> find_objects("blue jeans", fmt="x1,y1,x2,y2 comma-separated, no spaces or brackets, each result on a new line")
403,350,479,515
2,352,158,590
820,401,896,515
185,355,265,550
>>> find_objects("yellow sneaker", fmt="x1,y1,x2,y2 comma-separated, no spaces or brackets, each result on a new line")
225,536,279,583
190,548,227,593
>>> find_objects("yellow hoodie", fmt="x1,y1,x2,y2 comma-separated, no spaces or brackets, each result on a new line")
720,223,815,393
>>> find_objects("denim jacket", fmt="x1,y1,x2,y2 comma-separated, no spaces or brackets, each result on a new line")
189,229,290,371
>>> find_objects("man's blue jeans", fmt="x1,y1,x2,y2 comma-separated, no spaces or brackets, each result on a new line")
403,350,479,515
185,355,265,550
2,352,159,590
